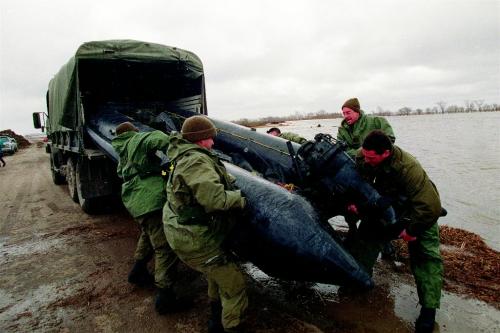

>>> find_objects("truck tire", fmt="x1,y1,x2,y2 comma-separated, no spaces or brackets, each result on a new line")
75,161,102,214
50,151,66,185
67,158,79,203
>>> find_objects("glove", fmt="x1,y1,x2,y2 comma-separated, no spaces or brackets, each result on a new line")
399,229,417,242
383,217,410,240
346,203,359,215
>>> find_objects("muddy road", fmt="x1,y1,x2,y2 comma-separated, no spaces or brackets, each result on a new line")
1,145,498,332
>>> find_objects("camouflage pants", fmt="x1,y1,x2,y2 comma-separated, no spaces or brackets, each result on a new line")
184,254,248,330
348,222,443,308
135,210,179,289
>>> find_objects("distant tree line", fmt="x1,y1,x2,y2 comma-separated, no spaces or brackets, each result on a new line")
234,100,499,127
374,100,500,117
234,110,342,127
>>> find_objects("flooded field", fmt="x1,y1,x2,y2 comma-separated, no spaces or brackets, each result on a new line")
261,112,500,251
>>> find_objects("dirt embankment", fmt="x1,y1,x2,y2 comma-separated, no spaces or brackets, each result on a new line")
0,129,31,149
1,144,498,333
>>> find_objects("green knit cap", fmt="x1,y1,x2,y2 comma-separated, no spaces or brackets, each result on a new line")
342,98,361,113
181,115,217,142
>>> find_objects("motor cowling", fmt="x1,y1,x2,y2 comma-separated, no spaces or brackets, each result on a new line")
296,133,396,224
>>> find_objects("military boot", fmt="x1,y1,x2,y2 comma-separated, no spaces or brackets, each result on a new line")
381,241,396,260
415,307,436,333
207,300,224,333
155,287,193,315
128,259,154,286
155,287,176,314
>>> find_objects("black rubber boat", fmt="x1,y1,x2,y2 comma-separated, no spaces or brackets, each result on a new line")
86,109,397,289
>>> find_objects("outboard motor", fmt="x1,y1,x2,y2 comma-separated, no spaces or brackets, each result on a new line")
296,133,396,225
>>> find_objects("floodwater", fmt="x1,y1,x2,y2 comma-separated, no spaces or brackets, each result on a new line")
260,112,500,251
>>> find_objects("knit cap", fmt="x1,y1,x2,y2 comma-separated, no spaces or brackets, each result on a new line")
181,115,217,142
342,98,361,113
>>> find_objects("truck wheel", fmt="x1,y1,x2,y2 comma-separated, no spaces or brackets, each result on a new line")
67,158,79,203
75,161,102,214
50,152,66,185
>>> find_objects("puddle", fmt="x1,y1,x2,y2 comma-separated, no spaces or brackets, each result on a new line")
392,282,500,332
243,262,500,332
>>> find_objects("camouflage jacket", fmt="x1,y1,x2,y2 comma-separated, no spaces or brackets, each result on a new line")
279,132,307,144
111,130,169,218
337,111,395,158
355,145,442,236
163,133,245,263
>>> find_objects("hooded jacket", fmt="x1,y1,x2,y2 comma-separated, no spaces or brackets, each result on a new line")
337,110,395,157
111,130,169,218
356,145,442,236
163,133,245,263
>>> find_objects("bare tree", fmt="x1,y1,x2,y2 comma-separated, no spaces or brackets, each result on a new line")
474,99,484,111
375,106,392,116
293,111,303,120
436,101,447,114
464,100,474,112
398,107,412,116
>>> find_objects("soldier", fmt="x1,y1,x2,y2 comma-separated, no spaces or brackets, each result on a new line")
267,127,307,144
348,130,443,333
163,115,248,333
337,97,397,258
337,97,395,158
0,148,5,167
112,122,184,315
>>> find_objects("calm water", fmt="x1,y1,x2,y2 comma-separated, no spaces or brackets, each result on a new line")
259,112,500,251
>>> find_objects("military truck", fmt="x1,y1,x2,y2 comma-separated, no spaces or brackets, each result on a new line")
32,39,399,287
33,40,207,213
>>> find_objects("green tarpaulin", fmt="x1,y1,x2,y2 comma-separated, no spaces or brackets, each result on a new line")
47,40,204,132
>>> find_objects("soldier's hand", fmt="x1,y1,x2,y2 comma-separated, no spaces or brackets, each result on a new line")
399,229,417,242
347,203,359,215
383,217,409,240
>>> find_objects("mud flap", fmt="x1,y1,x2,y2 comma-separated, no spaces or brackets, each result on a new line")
49,147,66,185
75,157,115,213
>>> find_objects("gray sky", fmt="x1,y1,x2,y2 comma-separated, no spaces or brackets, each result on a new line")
1,0,499,134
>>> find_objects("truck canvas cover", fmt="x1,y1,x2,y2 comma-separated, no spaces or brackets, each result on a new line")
47,40,204,132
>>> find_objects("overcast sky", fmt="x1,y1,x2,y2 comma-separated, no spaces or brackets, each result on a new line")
1,0,499,134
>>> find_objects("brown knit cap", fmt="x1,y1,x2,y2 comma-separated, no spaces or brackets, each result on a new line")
116,122,139,135
181,115,217,143
342,98,361,113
